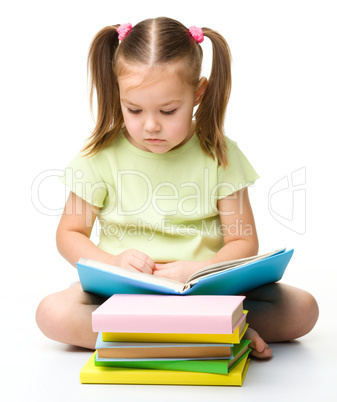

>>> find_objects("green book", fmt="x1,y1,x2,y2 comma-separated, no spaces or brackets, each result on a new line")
94,339,251,375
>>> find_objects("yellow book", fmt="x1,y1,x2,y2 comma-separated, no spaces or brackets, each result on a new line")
80,351,250,386
102,321,248,344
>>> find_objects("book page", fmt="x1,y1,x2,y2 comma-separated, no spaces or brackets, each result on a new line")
184,249,285,285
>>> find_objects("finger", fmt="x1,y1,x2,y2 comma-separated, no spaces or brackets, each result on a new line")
130,259,152,274
155,262,178,271
131,254,155,274
133,250,156,268
153,268,176,280
153,269,166,277
154,263,170,270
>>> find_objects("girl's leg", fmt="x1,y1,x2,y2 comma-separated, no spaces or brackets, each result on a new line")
36,282,319,358
36,282,105,349
243,283,319,358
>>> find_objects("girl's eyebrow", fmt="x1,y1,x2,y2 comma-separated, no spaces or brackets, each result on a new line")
120,99,140,107
121,99,181,107
159,100,181,107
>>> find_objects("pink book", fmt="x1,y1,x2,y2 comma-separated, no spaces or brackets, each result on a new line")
92,295,245,334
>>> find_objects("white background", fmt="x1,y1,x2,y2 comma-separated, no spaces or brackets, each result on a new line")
1,0,336,400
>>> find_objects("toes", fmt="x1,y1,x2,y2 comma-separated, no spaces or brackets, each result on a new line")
250,346,273,359
244,327,273,359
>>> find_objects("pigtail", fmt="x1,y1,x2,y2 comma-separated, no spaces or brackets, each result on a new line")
82,25,123,156
194,28,232,168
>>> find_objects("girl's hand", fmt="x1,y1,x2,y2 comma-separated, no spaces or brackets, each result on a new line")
153,260,209,283
105,249,156,274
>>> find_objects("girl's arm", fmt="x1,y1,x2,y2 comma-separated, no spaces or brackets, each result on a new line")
56,192,155,273
208,186,259,263
154,187,258,282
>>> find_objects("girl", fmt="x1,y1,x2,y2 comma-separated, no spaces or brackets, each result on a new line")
36,17,318,358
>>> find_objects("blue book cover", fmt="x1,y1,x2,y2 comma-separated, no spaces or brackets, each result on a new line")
76,248,293,298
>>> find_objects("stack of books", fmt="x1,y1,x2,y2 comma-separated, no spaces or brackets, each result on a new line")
80,294,252,386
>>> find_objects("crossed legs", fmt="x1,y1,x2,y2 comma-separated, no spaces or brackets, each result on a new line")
36,282,319,357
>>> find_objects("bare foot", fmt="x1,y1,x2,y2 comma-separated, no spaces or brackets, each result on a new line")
244,327,273,359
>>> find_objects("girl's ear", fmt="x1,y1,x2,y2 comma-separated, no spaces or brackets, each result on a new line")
194,77,208,106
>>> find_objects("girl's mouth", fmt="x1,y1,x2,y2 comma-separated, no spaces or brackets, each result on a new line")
145,139,165,144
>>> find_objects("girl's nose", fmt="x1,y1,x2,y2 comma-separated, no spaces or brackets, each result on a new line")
144,114,160,133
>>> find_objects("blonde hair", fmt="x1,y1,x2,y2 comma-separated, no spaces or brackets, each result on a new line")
84,17,232,167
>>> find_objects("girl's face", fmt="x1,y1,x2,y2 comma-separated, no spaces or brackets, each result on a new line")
118,64,206,153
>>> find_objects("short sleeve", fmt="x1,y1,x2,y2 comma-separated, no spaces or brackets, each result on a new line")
58,152,108,208
217,138,260,199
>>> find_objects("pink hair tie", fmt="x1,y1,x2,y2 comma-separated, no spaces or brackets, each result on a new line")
188,26,204,44
117,23,132,41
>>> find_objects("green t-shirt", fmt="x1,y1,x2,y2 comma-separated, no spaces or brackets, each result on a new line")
60,132,259,262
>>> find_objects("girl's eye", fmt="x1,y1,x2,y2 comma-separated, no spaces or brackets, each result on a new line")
161,109,177,116
128,109,142,114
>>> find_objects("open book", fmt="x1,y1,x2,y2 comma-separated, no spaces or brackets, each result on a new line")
76,248,293,298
